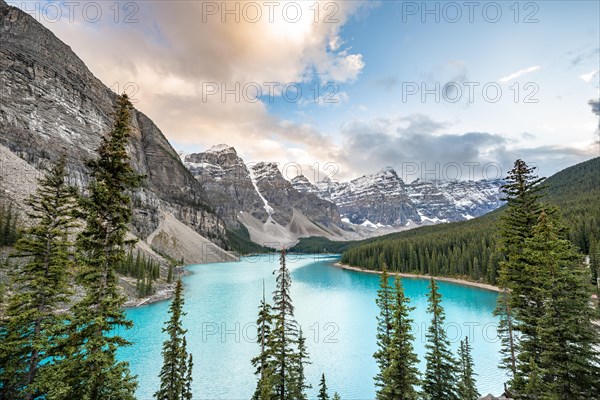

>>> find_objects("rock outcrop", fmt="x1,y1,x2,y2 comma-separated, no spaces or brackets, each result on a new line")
181,146,346,247
0,0,228,248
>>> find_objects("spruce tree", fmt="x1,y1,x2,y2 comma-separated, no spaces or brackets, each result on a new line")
590,236,600,299
496,159,547,385
155,279,191,400
252,281,275,400
57,94,142,399
317,373,329,400
422,279,458,400
493,289,517,380
183,353,193,400
252,251,309,400
373,265,393,398
0,156,78,400
456,337,479,400
332,393,341,400
290,328,310,400
180,336,193,400
523,212,600,398
270,249,302,399
381,276,420,400
522,358,543,397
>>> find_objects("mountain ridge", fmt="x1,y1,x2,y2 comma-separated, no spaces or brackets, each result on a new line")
0,0,235,263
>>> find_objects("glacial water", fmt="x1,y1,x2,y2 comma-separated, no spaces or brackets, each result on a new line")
120,254,504,399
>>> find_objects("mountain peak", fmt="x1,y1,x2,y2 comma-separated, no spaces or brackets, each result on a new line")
378,166,398,177
206,144,236,154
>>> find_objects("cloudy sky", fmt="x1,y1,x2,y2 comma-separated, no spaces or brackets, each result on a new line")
17,0,600,181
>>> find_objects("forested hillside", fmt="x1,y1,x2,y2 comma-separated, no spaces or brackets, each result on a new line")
340,157,600,284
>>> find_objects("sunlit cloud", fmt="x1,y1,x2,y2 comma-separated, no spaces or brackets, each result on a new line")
499,66,541,84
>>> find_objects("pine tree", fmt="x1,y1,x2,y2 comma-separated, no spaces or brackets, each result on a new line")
522,358,543,397
0,202,19,246
155,279,191,400
373,265,393,398
381,276,420,400
317,373,329,400
422,279,459,400
270,249,302,400
523,212,600,398
56,94,143,399
183,353,193,400
0,156,78,400
290,329,311,400
252,280,275,400
590,236,600,299
456,337,479,400
180,337,193,400
495,159,547,387
332,393,341,400
167,264,174,284
493,289,517,380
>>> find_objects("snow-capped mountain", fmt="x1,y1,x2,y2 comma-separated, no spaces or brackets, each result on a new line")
180,145,504,244
406,179,504,222
293,167,421,227
181,146,348,247
292,167,504,228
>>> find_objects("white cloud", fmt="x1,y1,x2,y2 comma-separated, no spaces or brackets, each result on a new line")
580,69,599,83
499,66,541,84
28,0,370,176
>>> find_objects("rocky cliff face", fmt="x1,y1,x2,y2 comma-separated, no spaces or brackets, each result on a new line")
250,162,342,228
181,145,344,245
181,145,268,227
0,0,227,245
316,167,421,227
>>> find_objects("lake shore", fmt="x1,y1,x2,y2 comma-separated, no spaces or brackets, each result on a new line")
334,262,502,293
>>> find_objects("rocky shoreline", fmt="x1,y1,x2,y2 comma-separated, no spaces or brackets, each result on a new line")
334,262,502,293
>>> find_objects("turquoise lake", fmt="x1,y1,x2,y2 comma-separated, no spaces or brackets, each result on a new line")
120,254,504,399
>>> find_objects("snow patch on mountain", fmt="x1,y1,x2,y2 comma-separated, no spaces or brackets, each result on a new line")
249,166,274,216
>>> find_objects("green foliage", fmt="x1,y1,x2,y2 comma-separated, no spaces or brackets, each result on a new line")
225,226,274,255
495,160,548,384
380,276,420,400
422,279,459,400
341,215,503,283
167,264,174,284
155,279,193,400
373,266,393,396
117,249,160,297
55,94,142,399
491,159,600,397
341,157,600,285
252,281,275,400
456,337,479,400
317,373,329,400
590,235,600,290
251,251,310,400
183,351,193,400
332,393,341,400
520,213,600,397
289,237,355,254
493,290,518,379
0,202,20,246
0,156,78,400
